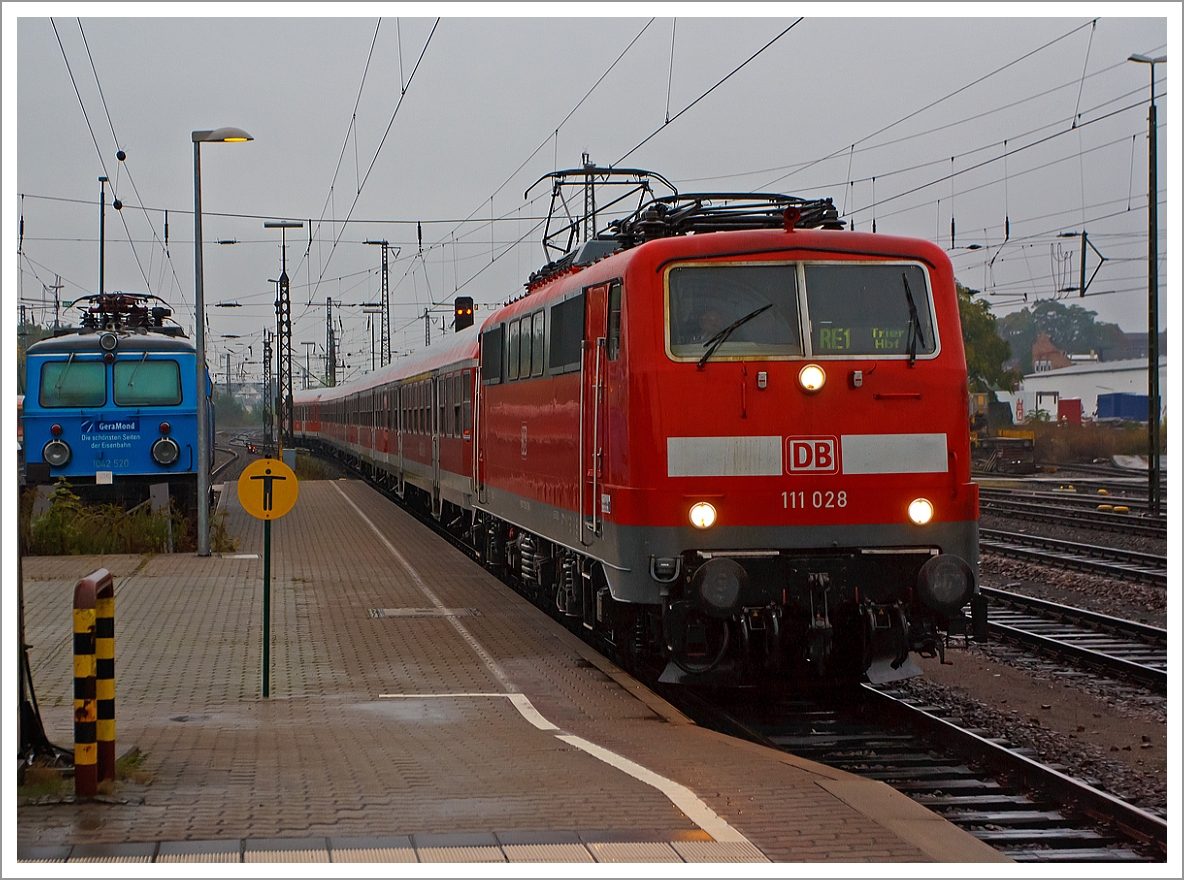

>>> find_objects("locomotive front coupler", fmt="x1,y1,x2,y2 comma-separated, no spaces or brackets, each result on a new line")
862,601,923,684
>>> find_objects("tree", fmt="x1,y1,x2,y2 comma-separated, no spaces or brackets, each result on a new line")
999,300,1126,373
957,284,1019,395
16,323,55,395
211,391,252,428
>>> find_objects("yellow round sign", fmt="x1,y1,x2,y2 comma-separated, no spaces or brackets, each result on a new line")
237,458,299,520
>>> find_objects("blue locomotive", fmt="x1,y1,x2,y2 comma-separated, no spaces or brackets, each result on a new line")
22,293,210,515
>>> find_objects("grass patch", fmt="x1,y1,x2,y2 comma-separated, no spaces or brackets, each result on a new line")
20,481,239,555
17,764,67,799
114,747,152,785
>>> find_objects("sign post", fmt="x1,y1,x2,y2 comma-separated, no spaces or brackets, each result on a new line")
237,458,298,697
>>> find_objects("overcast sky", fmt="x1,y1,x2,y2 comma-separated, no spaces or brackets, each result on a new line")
6,5,1177,388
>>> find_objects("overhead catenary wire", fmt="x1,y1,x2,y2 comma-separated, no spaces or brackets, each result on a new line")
616,18,803,165
76,18,182,311
758,18,1100,193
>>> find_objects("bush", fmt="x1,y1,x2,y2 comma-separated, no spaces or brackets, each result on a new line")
293,450,332,481
1031,422,1166,464
19,480,222,555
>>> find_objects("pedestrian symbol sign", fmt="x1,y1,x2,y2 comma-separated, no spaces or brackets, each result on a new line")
238,458,298,520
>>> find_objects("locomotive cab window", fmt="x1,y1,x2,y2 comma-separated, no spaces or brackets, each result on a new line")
804,263,936,358
114,358,182,406
39,358,107,408
667,264,803,360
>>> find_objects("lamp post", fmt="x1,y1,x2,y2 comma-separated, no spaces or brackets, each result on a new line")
1128,53,1165,517
193,126,252,556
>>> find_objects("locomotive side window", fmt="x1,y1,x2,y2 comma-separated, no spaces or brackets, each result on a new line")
531,310,545,377
667,264,802,360
481,325,503,385
549,293,584,373
39,359,106,407
518,317,533,378
606,281,623,361
114,358,183,406
804,263,936,358
507,320,521,381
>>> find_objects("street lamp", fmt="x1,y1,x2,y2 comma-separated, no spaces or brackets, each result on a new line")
1128,53,1165,517
193,126,252,556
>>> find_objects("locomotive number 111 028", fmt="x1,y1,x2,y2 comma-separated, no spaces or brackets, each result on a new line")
783,490,849,509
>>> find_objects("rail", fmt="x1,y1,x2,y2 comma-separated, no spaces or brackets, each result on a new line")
979,529,1167,586
979,586,1166,693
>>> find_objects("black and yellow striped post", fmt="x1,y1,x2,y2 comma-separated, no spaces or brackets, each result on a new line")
73,573,98,798
95,572,116,781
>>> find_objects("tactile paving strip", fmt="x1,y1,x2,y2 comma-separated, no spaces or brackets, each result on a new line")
329,847,418,863
416,846,506,862
672,840,770,862
586,842,684,862
502,843,595,862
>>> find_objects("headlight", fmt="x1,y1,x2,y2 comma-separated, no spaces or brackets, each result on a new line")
689,501,717,529
151,437,181,466
43,439,72,468
798,363,826,393
907,497,934,525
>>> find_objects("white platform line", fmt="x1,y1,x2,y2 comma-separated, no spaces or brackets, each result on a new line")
557,735,752,845
339,482,750,847
334,482,517,693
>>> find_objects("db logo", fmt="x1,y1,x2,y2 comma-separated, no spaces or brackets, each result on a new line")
786,436,838,474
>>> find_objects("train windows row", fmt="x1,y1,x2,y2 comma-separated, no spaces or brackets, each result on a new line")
307,369,472,439
481,279,622,386
38,358,183,408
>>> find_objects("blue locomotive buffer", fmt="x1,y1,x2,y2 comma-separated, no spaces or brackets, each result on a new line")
24,329,204,511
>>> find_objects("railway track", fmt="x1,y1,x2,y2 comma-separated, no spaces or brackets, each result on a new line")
670,686,1166,863
979,486,1161,513
309,449,1168,862
977,491,1166,538
978,529,1167,586
1039,461,1167,482
980,587,1167,693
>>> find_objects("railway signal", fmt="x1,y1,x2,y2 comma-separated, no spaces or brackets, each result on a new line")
454,296,475,331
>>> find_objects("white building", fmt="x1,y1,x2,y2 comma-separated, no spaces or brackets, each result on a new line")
998,357,1167,421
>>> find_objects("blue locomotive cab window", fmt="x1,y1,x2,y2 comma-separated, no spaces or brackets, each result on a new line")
668,264,802,360
805,264,935,358
39,359,106,407
114,358,183,406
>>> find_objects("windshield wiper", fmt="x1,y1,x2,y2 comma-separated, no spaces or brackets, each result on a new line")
902,273,925,367
697,303,773,370
54,352,76,395
125,351,148,388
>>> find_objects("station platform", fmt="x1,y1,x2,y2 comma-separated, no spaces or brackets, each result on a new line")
16,477,1008,865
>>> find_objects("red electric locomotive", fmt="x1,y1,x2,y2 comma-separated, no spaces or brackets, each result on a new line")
296,172,979,687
